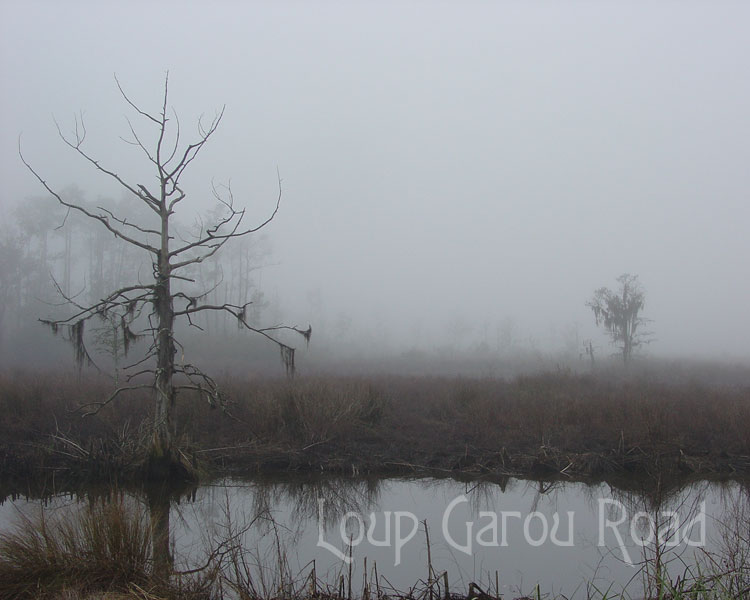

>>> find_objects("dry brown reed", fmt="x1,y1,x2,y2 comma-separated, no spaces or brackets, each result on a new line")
1,370,748,487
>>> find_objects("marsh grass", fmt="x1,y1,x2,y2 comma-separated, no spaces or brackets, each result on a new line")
0,493,748,600
1,370,749,489
0,497,152,599
0,495,221,600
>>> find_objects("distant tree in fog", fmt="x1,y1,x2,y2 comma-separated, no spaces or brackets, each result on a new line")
19,73,310,478
0,197,65,350
0,229,25,345
587,273,651,365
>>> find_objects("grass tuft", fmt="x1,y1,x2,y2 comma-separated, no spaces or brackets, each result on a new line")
0,497,151,599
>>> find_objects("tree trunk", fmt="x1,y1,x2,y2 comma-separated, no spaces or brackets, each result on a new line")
153,260,174,451
149,208,178,478
623,313,632,365
147,484,173,579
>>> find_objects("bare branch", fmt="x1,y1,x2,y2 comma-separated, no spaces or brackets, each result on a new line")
120,115,158,165
174,364,225,408
259,324,313,344
154,71,170,176
51,115,161,214
165,106,225,185
20,139,160,254
80,383,154,417
114,74,161,124
165,107,181,165
39,281,152,326
169,174,282,265
166,184,186,213
97,205,161,236
173,301,310,375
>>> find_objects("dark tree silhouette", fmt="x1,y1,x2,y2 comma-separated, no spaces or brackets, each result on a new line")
587,273,650,365
19,74,310,477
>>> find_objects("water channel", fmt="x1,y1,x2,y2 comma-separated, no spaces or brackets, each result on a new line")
1,475,746,598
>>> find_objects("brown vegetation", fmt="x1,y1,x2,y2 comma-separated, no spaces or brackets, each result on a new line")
0,488,747,600
0,496,214,600
1,370,749,492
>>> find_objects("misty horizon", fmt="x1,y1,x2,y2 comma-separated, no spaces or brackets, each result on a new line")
2,1,749,368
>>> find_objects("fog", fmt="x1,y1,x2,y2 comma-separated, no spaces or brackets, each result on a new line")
1,1,749,372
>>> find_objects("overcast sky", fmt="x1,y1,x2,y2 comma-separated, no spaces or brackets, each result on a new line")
2,1,749,359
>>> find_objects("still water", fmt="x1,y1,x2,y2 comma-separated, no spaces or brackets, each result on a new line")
1,475,746,598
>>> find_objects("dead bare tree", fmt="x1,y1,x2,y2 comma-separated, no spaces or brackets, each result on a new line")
19,73,311,478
